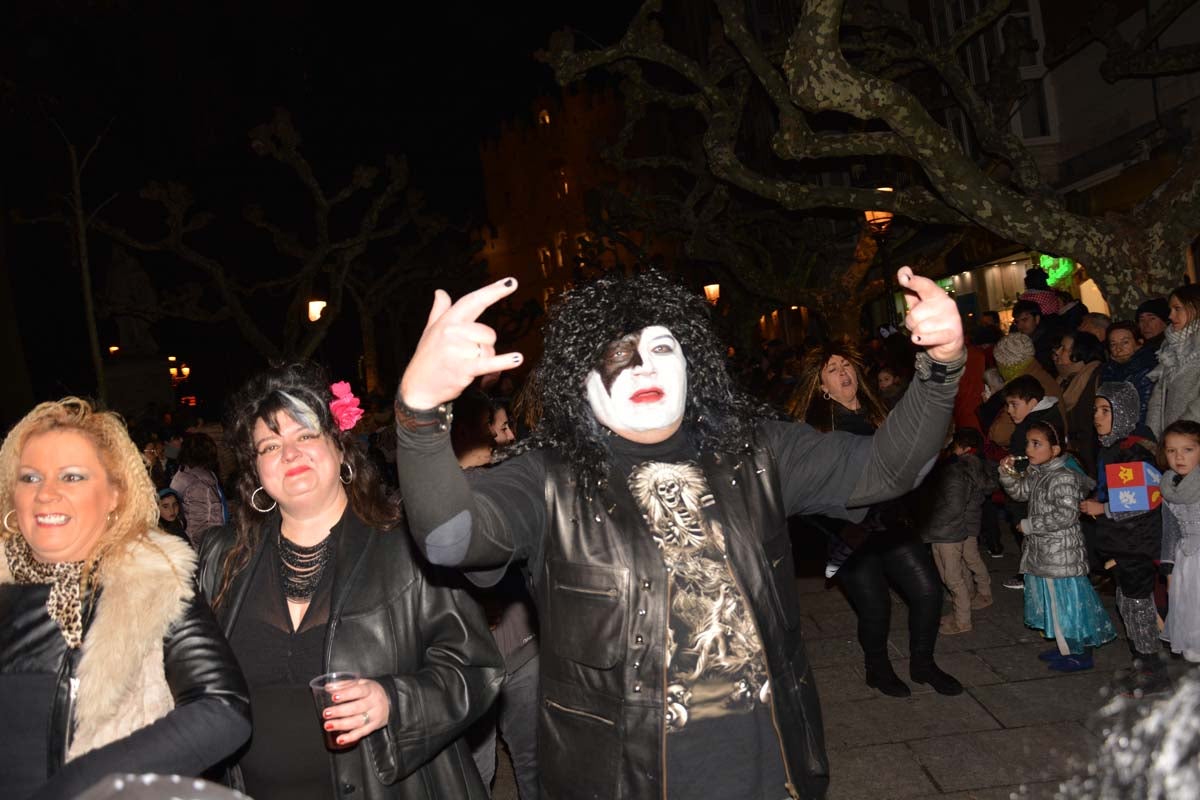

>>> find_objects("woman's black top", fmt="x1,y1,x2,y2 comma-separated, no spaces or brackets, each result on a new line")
227,533,334,800
0,583,64,799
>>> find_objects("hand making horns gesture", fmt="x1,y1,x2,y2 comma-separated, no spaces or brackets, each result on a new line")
399,277,523,410
898,266,964,363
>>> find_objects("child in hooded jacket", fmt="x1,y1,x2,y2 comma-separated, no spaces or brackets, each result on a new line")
1081,381,1168,694
918,428,997,634
1000,421,1116,671
1160,419,1200,663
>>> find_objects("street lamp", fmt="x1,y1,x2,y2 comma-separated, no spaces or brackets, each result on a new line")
865,187,895,236
865,187,897,326
703,284,720,305
308,300,328,322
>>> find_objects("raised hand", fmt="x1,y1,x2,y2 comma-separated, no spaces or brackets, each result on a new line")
398,278,523,410
898,267,964,363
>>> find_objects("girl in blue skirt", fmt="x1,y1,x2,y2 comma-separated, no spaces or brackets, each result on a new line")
1000,421,1117,670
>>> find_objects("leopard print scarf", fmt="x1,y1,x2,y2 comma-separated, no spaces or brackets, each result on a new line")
4,535,86,649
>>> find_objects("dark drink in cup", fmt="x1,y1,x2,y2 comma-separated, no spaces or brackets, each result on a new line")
309,671,360,752
324,728,353,752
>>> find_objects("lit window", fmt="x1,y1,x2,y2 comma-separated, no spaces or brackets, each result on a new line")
555,232,568,268
538,109,551,126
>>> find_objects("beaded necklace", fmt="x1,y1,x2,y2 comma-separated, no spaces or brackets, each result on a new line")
278,532,332,602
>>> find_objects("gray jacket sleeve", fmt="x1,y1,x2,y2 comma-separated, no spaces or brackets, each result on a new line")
772,351,964,518
846,352,964,507
393,408,546,582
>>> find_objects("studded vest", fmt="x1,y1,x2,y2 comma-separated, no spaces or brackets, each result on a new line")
532,441,824,800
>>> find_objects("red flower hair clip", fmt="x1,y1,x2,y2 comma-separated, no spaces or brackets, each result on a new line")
329,381,364,432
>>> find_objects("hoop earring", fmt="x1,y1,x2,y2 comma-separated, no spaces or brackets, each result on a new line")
339,462,354,485
2,510,17,534
250,487,277,513
822,390,831,401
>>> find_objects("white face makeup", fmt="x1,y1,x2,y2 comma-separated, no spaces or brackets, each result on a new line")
586,325,687,444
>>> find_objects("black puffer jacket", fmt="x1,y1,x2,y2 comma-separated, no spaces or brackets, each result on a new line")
917,452,998,544
197,511,504,800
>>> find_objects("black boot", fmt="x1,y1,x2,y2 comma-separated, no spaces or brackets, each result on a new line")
1120,653,1172,696
865,658,911,698
910,659,964,695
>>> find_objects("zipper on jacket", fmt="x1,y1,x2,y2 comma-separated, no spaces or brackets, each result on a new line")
555,582,619,599
544,698,616,727
726,556,799,800
661,571,672,800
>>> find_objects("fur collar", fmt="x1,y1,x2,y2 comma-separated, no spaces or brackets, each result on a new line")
0,531,196,759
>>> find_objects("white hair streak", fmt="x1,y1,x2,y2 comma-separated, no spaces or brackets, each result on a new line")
277,391,321,432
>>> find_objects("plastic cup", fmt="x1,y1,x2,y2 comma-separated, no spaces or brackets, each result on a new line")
309,671,360,751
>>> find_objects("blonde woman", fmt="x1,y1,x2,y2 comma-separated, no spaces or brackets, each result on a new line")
0,398,249,800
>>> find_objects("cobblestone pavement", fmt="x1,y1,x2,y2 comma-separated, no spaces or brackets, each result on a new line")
490,530,1191,799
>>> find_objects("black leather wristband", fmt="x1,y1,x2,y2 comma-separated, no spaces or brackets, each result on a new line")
394,396,454,434
913,351,967,384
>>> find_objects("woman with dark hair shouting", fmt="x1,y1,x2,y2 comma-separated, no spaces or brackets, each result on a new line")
197,363,502,800
790,341,962,698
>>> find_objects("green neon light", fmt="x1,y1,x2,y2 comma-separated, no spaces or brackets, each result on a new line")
1035,253,1074,288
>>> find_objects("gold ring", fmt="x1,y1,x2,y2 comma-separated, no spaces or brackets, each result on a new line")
362,711,370,725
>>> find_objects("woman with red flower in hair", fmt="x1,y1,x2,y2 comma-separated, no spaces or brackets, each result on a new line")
197,362,502,800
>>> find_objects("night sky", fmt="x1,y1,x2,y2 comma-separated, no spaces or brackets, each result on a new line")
3,1,642,413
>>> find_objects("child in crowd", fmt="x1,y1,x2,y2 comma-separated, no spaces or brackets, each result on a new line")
1000,421,1116,671
1081,381,1167,694
156,487,189,544
997,375,1066,589
918,428,998,634
1160,420,1200,663
876,365,906,409
1003,375,1066,459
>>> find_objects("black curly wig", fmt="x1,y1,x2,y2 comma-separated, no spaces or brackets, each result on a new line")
514,270,768,484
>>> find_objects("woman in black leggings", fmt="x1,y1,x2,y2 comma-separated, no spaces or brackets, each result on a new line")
791,342,962,697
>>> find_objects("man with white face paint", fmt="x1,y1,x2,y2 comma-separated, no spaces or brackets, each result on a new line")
394,270,966,800
585,325,688,440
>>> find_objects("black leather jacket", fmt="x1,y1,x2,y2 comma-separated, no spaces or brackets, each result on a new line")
396,352,963,800
0,538,250,800
197,511,505,800
536,445,825,799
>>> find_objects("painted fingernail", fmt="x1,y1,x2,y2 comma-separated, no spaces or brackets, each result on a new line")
324,710,332,718
338,736,347,745
325,723,334,731
504,278,514,287
914,335,922,342
333,695,340,701
512,354,522,363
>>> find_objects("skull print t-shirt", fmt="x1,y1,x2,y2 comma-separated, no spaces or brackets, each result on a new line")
610,429,789,800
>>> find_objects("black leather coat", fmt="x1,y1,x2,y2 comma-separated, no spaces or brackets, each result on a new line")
0,534,250,800
197,511,504,800
536,445,823,800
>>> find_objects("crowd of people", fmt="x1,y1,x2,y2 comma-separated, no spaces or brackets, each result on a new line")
1,266,1198,800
